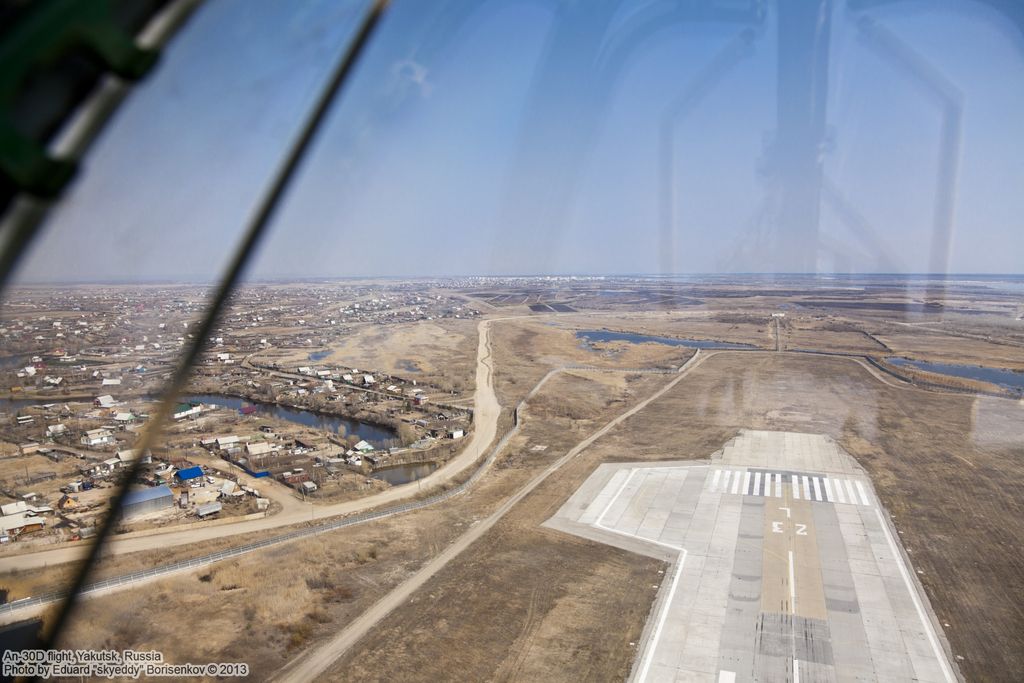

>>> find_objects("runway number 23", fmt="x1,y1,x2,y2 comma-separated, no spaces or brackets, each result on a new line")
773,509,807,535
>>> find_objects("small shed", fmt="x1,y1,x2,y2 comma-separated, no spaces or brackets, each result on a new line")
196,501,222,518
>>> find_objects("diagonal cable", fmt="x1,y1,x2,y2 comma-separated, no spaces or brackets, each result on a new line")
38,0,391,652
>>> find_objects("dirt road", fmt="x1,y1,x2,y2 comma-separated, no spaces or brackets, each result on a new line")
273,350,711,682
0,319,503,573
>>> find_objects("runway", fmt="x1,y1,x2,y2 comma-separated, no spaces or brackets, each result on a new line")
545,430,958,682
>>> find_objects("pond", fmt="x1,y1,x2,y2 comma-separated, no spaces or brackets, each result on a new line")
307,350,331,362
182,394,396,446
576,330,757,350
0,398,60,412
370,461,438,486
886,358,1024,394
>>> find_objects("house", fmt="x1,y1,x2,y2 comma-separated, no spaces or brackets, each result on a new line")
300,481,317,494
101,378,122,386
0,500,51,517
94,395,116,408
354,440,375,453
0,512,45,536
220,481,243,498
0,501,29,516
100,457,122,472
279,470,310,486
19,442,41,455
217,436,239,449
246,442,272,457
114,412,136,425
46,424,67,437
117,449,150,466
81,428,114,447
176,466,204,484
362,374,375,386
173,403,201,420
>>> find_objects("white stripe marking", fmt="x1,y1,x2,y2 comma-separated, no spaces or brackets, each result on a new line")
811,477,822,502
754,472,762,497
792,476,801,500
774,473,782,498
855,480,871,506
731,471,742,495
845,479,858,505
711,469,722,492
822,477,834,502
833,478,847,504
802,475,812,500
794,659,800,683
721,470,731,493
742,471,751,495
788,549,796,608
718,672,736,683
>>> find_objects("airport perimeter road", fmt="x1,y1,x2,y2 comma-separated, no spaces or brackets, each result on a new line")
273,350,710,683
0,319,504,573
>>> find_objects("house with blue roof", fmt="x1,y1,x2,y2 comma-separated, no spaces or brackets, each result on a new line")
175,466,204,483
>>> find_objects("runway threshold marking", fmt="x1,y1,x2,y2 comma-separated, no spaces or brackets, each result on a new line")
707,469,873,506
586,464,953,683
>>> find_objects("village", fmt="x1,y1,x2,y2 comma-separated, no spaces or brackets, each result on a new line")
0,283,479,546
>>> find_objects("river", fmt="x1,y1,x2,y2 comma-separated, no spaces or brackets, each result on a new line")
576,329,757,350
886,357,1024,394
182,394,395,446
369,461,439,486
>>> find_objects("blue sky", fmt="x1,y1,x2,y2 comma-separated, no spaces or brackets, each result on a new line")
13,0,1024,282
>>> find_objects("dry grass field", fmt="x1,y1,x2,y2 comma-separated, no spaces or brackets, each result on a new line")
13,365,665,679
872,330,1024,370
323,319,479,393
593,351,1024,681
322,349,1022,683
251,318,479,395
6,308,1022,681
489,318,692,408
321,369,672,682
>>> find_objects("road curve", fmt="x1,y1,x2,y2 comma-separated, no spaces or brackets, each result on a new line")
273,350,710,682
0,319,503,573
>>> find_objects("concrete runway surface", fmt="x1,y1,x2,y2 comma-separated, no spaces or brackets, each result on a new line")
546,430,959,683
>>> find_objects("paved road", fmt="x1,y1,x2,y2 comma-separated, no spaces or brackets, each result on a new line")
273,350,711,682
0,319,503,572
